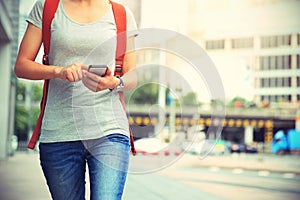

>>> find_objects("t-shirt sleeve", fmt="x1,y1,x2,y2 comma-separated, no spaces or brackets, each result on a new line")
125,6,138,37
26,0,44,29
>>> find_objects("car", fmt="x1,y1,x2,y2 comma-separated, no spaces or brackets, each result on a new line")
245,143,258,153
230,143,258,153
230,143,246,153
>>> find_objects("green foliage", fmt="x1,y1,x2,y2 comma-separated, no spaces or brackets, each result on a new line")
227,96,254,108
129,83,159,104
16,81,43,102
15,104,40,136
15,81,42,138
16,81,26,101
32,83,43,101
15,105,28,135
181,92,198,106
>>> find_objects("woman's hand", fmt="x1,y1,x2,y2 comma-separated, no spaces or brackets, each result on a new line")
82,67,119,92
55,63,86,82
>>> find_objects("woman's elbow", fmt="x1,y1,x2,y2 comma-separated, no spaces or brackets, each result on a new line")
14,64,22,78
14,61,24,79
14,58,29,79
123,70,138,91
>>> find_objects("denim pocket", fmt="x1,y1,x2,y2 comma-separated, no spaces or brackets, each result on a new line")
107,134,130,146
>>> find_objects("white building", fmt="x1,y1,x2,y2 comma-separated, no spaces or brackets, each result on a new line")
132,0,300,105
186,0,300,104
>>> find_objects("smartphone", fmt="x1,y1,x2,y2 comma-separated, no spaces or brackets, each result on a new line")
88,65,108,76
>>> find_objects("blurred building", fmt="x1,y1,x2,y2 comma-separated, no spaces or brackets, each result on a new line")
125,0,300,105
187,0,300,104
0,0,19,159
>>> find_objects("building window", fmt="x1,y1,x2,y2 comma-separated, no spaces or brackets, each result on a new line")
260,78,269,88
283,77,291,87
206,40,225,50
232,37,253,49
260,56,268,70
259,56,267,70
261,95,292,103
261,35,291,48
260,77,291,88
297,77,300,87
270,56,276,70
276,77,281,87
269,36,277,48
277,56,283,69
260,95,269,102
298,34,300,46
270,78,276,87
298,55,300,69
283,55,291,69
280,95,292,102
259,55,291,70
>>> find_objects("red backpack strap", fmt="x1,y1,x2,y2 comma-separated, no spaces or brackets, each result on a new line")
27,0,59,149
42,0,60,65
111,1,127,76
111,1,136,155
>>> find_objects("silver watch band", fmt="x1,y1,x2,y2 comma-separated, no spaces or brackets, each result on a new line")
110,76,124,92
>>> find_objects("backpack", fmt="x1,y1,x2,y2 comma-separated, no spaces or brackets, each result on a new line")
27,0,136,155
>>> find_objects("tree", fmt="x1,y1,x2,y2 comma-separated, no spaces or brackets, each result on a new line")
181,92,198,106
228,96,248,108
32,83,43,102
126,83,159,105
15,81,43,139
15,105,28,139
16,81,26,101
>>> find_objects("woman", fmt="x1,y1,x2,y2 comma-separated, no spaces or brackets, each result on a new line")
14,0,137,199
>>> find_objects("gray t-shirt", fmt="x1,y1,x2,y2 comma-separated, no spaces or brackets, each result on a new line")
27,0,137,143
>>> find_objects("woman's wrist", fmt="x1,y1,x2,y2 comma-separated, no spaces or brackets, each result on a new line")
109,76,123,91
53,66,62,79
109,76,120,90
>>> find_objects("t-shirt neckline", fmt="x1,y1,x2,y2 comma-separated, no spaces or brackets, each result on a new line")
59,2,112,26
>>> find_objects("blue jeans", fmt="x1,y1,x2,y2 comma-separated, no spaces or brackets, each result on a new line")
39,134,130,200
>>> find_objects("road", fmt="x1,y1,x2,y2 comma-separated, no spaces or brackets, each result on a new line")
124,160,300,200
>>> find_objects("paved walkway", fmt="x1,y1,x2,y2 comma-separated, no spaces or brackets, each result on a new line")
0,152,299,200
0,152,51,200
175,153,300,174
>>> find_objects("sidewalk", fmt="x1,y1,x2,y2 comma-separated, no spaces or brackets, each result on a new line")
0,152,51,200
0,152,299,200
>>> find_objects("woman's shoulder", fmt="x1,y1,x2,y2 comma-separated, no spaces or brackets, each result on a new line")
30,0,45,13
26,0,46,29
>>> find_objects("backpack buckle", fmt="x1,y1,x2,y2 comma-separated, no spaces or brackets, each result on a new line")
115,60,123,75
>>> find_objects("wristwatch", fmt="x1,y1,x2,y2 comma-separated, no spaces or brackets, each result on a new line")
110,76,124,92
